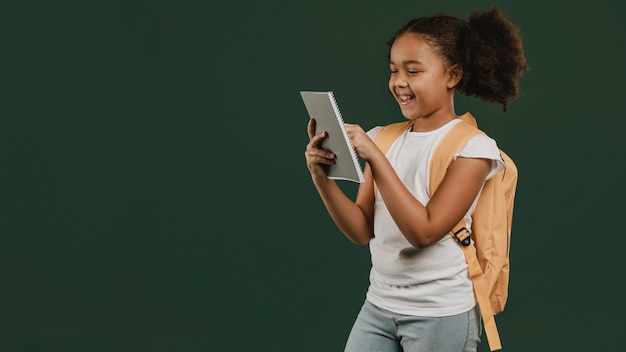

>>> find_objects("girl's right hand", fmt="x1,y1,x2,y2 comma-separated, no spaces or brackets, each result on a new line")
305,118,335,180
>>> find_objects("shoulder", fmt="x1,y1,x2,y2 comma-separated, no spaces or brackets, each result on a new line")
460,134,501,158
367,120,413,140
456,133,505,180
444,114,505,179
366,126,383,140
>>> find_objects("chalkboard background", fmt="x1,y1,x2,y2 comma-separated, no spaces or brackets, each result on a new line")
1,0,625,351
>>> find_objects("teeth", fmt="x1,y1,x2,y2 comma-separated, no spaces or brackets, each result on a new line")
400,95,413,101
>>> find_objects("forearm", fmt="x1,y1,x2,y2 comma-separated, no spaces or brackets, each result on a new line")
312,176,374,245
370,153,491,248
368,152,435,248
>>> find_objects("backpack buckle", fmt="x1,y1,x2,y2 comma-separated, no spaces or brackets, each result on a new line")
453,227,472,246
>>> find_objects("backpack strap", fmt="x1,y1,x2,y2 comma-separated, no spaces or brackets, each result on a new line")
372,120,414,195
429,115,502,351
460,239,502,351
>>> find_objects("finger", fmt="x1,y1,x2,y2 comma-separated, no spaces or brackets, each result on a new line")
307,154,336,167
345,124,358,138
309,130,328,148
307,118,316,139
305,146,331,159
306,148,335,160
345,123,363,134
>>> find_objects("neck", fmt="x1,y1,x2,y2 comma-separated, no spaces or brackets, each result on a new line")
408,93,457,132
410,108,457,132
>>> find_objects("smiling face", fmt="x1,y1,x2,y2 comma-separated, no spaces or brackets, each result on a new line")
388,33,461,128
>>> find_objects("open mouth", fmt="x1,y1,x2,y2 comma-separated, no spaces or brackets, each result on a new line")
398,95,415,105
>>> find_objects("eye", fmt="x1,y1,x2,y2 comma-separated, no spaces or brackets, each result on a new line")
408,70,421,75
390,69,398,74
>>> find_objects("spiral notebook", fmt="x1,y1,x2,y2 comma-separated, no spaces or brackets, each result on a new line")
300,91,364,183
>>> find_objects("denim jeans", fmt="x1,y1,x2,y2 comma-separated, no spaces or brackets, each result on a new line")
344,300,481,352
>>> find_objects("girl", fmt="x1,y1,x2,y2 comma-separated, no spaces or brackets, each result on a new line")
304,7,527,352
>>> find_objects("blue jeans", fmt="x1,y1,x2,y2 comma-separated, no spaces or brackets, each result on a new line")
344,300,481,352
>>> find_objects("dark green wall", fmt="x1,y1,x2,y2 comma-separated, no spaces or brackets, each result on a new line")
1,0,625,351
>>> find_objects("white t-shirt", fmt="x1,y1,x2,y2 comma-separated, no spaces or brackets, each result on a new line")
365,118,504,317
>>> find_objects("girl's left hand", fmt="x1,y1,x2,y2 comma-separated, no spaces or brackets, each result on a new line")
344,123,378,162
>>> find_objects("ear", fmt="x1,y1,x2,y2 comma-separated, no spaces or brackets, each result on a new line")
446,64,463,89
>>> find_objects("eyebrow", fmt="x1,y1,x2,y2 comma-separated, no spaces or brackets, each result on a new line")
389,59,424,65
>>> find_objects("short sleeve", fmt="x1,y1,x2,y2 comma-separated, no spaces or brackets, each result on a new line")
367,126,383,140
454,134,505,180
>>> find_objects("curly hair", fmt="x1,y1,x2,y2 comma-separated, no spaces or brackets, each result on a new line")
388,7,528,111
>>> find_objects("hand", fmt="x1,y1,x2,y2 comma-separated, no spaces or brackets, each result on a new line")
345,123,377,161
305,119,335,180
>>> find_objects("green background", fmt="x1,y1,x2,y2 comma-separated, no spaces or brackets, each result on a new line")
1,0,625,351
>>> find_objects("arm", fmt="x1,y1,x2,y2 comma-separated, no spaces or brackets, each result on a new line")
305,119,375,245
345,123,491,249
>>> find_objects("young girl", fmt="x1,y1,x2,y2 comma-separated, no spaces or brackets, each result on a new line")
305,7,527,352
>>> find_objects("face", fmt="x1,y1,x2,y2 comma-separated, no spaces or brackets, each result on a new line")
388,33,459,120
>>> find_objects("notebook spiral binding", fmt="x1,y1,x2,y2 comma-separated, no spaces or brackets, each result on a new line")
328,91,365,183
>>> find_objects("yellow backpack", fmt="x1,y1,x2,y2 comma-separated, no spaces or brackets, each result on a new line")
372,113,517,351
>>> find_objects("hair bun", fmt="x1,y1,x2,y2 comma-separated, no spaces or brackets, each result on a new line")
461,7,528,111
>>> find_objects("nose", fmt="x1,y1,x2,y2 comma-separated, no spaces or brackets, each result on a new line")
392,72,408,88
395,78,408,88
